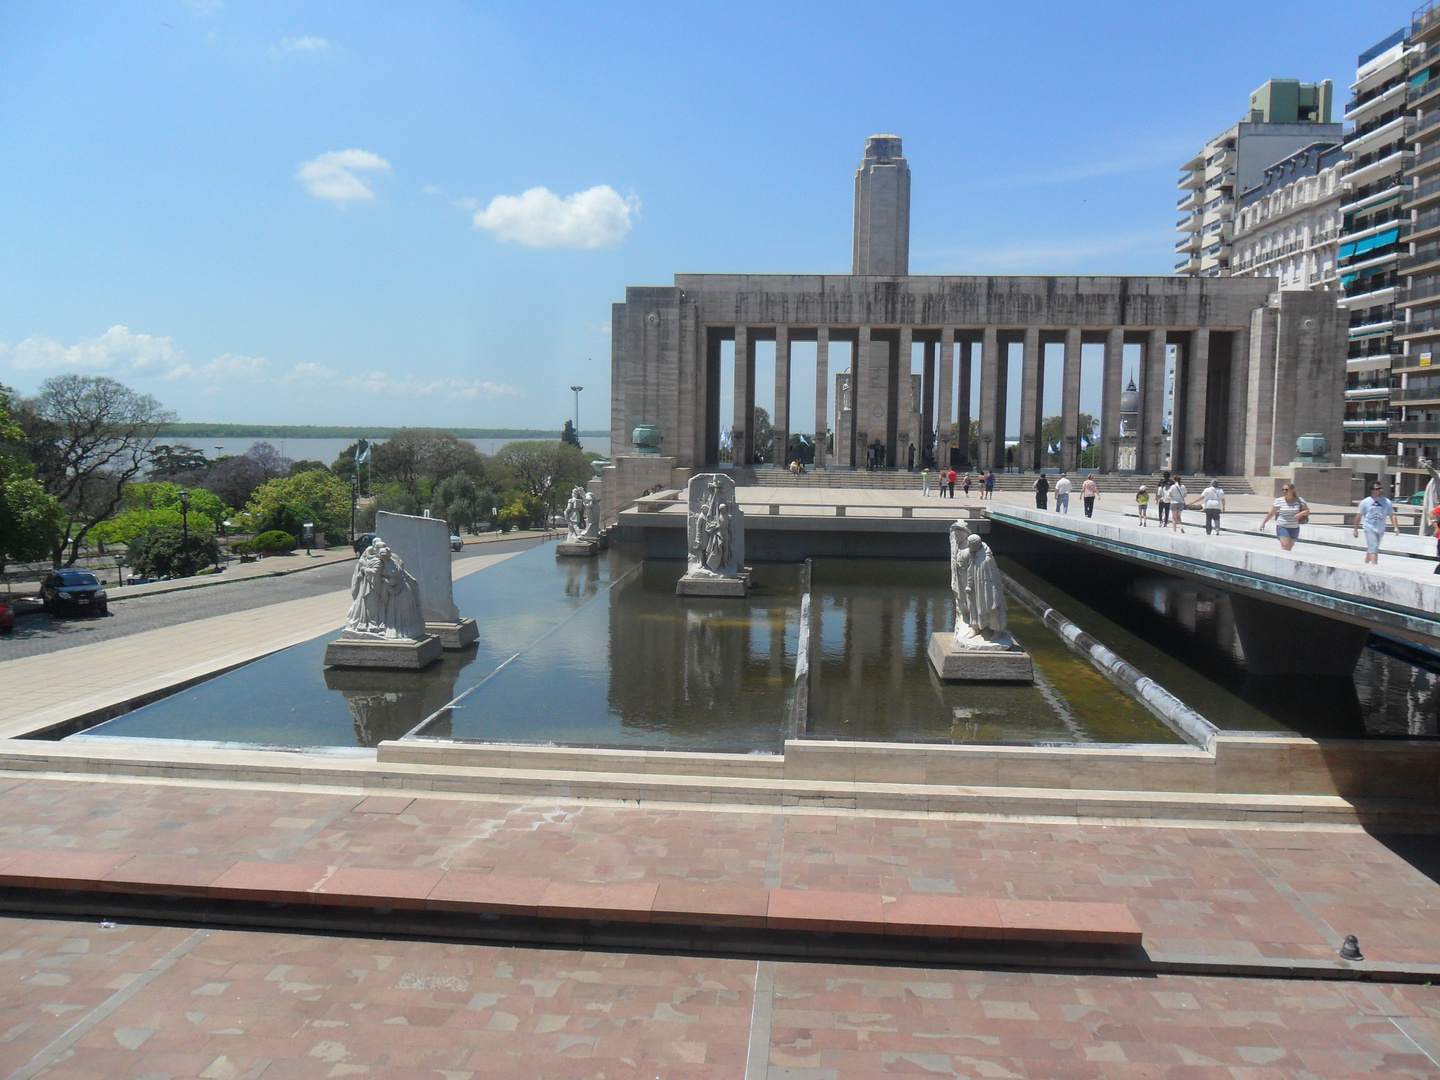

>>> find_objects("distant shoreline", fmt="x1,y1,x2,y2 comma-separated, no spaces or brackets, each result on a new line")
157,424,609,439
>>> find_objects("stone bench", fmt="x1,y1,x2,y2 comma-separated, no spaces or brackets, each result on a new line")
0,847,1141,945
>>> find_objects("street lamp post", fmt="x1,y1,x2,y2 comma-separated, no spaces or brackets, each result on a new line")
178,488,190,549
570,383,584,436
350,477,358,545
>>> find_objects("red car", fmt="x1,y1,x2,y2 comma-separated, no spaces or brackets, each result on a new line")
0,600,14,634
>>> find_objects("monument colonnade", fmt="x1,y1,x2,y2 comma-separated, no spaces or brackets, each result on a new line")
714,318,1246,476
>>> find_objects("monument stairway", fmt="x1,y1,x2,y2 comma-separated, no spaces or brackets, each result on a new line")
739,469,1255,495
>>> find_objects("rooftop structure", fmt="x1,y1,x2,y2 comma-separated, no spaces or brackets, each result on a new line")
1176,79,1342,278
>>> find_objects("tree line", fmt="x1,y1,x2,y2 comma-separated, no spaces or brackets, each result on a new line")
0,374,599,579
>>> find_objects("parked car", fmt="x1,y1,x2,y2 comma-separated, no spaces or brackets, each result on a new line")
353,532,378,554
0,600,14,634
450,534,463,551
40,569,108,616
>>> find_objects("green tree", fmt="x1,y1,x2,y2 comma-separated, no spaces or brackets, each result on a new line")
431,474,494,534
357,482,421,531
0,384,66,574
148,444,210,478
560,419,581,448
1039,413,1097,467
239,469,352,541
91,506,216,547
125,525,220,579
491,440,592,511
288,459,329,476
16,374,174,565
371,429,485,498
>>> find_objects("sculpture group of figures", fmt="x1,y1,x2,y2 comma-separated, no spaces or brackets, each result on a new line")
344,539,425,642
564,486,601,544
926,521,1033,681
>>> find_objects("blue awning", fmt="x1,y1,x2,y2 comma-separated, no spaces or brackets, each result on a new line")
1413,68,1432,87
1339,240,1357,259
1353,227,1401,256
1341,271,1359,287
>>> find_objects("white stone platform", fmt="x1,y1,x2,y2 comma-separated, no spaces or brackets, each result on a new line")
926,631,1033,681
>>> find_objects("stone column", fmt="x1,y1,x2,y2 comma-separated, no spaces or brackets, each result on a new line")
1143,328,1167,473
978,326,1000,471
814,326,830,468
921,339,936,466
1061,327,1082,472
894,325,912,467
1018,326,1041,471
1185,328,1211,475
1099,326,1124,472
854,325,872,465
772,326,790,466
732,325,751,465
936,327,954,467
956,336,972,466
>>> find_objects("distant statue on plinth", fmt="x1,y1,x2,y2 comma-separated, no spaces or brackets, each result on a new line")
563,486,586,542
344,539,426,641
677,472,748,596
582,491,601,539
557,485,601,556
1420,457,1440,537
927,522,1032,681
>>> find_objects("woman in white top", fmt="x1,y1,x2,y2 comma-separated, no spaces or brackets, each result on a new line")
1259,483,1309,551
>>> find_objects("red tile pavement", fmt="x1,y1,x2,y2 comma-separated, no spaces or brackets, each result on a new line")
206,860,333,902
426,869,547,915
2,848,129,888
0,777,1435,966
995,898,1144,944
537,879,659,922
882,894,1004,938
100,854,231,893
313,865,445,908
652,881,770,927
768,888,886,934
1,914,1437,1079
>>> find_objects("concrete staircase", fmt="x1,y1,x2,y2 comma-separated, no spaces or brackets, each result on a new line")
739,468,1255,496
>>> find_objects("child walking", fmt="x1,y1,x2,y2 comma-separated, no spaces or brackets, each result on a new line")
1136,485,1149,526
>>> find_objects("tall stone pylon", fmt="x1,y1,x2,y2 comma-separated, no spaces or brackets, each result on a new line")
852,134,910,276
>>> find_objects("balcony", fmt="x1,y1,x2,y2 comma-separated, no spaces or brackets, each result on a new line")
1346,113,1410,151
1348,78,1407,119
1340,174,1407,217
1178,170,1205,190
1176,190,1200,212
1174,255,1200,274
1407,175,1440,212
1416,0,1440,42
1175,233,1201,254
1397,316,1440,340
1401,246,1440,274
1412,140,1440,177
1346,384,1394,399
1204,148,1235,175
1343,419,1393,430
1390,386,1440,403
1411,109,1440,143
1392,420,1440,435
1398,278,1440,307
1409,76,1440,111
1176,212,1202,231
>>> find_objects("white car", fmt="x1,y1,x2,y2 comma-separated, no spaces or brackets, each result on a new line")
450,534,463,551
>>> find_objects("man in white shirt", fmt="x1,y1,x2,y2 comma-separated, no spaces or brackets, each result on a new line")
1199,480,1225,536
1353,481,1399,564
1054,472,1071,514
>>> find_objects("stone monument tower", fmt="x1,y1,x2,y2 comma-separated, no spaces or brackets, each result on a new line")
852,134,910,276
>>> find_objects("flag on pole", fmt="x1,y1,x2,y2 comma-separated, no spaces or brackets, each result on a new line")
356,440,371,464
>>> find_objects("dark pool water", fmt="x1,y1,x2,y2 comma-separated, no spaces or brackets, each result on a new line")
74,541,1176,751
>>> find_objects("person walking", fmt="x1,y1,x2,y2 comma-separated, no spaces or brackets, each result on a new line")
1136,485,1149,526
1199,478,1225,535
1260,483,1309,550
1353,481,1400,564
962,472,972,498
1167,476,1188,533
1033,471,1050,510
984,470,995,500
1054,472,1071,514
921,467,931,497
1157,471,1172,528
947,467,957,498
1081,474,1098,518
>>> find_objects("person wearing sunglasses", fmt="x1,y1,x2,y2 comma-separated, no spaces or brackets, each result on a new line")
1260,483,1309,551
1353,482,1400,565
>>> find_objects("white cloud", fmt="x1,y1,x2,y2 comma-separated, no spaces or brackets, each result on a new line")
182,0,223,15
0,327,272,384
278,36,329,53
296,149,392,202
422,184,444,196
282,364,518,399
473,185,638,248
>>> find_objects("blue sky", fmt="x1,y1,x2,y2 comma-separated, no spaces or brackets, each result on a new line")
0,0,1405,429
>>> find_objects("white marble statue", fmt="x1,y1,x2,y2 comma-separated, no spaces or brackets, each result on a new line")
343,539,426,641
563,486,587,543
582,490,601,539
686,473,744,577
950,524,1013,649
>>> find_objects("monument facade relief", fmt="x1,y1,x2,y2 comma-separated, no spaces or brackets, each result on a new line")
324,537,443,669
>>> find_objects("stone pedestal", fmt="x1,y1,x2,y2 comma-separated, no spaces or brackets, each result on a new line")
426,618,478,650
556,539,600,557
676,569,751,597
927,632,1033,682
1272,464,1354,507
324,635,442,670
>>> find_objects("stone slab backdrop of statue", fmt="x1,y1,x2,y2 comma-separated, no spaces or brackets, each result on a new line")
557,485,602,557
375,511,478,649
927,522,1033,682
324,536,442,670
676,472,749,597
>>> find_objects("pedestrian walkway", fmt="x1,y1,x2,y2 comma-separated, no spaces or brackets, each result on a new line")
0,550,521,740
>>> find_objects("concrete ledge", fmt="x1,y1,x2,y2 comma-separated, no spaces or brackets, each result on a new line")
0,846,1141,945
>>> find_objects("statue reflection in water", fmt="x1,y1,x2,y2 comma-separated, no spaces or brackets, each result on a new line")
564,557,601,599
323,644,476,745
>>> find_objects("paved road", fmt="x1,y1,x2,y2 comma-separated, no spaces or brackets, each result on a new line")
0,536,548,660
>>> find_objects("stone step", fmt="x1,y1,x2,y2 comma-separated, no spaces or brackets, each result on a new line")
742,470,1256,495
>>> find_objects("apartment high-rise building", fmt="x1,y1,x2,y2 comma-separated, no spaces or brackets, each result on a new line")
1338,29,1411,459
1176,79,1341,278
1231,141,1347,290
1394,4,1440,490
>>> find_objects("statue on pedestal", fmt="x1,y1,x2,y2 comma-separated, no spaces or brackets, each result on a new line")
582,491,601,539
557,486,601,556
344,539,426,641
926,521,1032,681
677,472,748,596
1420,458,1440,537
563,486,587,543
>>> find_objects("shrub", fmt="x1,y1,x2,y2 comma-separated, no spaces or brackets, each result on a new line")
253,529,296,552
125,525,221,579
